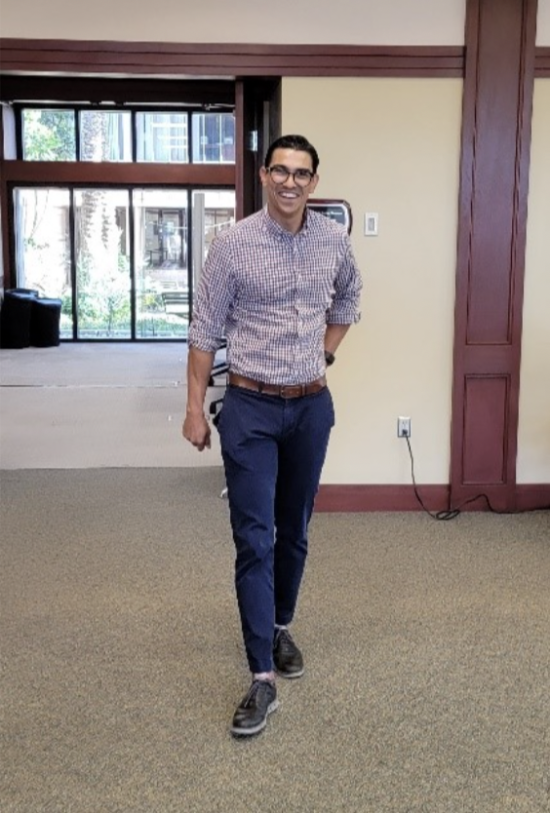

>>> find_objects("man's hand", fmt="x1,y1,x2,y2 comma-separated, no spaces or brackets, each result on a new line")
183,346,215,452
182,410,211,451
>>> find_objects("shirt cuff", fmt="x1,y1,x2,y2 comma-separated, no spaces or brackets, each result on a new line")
187,328,225,354
326,305,361,325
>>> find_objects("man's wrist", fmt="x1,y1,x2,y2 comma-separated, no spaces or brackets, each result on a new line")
324,350,336,367
186,405,206,417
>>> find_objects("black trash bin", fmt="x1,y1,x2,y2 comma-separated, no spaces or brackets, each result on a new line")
0,290,38,348
31,297,63,347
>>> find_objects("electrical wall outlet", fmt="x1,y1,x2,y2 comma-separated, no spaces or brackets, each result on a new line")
397,417,411,438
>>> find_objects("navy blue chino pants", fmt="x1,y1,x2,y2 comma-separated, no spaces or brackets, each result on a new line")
217,384,335,674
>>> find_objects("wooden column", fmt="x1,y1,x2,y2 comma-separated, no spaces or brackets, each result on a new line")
450,0,538,511
235,78,280,221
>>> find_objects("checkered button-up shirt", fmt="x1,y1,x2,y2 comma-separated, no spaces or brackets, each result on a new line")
188,207,362,385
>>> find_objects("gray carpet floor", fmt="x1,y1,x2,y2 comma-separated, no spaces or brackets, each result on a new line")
1,468,549,813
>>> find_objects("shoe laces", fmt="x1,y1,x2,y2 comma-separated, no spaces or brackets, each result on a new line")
242,680,273,707
275,628,295,654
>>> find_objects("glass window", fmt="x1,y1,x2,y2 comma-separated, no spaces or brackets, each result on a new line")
22,109,76,161
191,189,236,292
13,187,73,338
192,113,235,163
79,110,132,162
136,113,188,163
20,108,236,164
11,185,235,342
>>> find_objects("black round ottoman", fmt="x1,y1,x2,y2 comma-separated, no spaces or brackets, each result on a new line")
0,290,37,348
31,297,63,347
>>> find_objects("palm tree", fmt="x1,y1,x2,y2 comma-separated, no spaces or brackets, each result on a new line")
77,112,129,336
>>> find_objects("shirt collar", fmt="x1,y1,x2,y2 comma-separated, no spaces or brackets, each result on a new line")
262,205,310,238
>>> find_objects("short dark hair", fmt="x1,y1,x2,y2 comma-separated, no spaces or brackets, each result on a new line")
264,134,319,174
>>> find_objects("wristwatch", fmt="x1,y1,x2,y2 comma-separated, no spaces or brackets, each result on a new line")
324,351,336,367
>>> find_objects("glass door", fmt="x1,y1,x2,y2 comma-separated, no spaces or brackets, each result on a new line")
74,189,131,339
192,189,236,287
133,189,189,339
12,187,73,338
11,185,235,341
133,189,235,339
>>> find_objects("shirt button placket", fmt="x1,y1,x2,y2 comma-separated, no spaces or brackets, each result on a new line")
294,238,306,340
291,237,301,374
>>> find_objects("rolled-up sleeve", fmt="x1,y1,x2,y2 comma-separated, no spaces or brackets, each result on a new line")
326,236,362,325
188,234,235,353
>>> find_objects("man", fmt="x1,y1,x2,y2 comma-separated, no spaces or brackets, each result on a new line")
183,134,362,737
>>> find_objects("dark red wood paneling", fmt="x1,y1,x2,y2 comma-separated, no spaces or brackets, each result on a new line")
450,0,537,512
234,81,245,223
234,79,279,221
315,485,451,512
462,376,508,484
0,161,235,186
0,75,235,105
0,39,464,77
535,46,550,76
314,484,549,512
0,109,7,288
466,3,523,343
516,485,550,511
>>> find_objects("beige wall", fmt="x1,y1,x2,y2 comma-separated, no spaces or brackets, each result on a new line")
517,79,550,484
282,78,462,484
0,0,465,45
538,0,550,45
2,0,547,486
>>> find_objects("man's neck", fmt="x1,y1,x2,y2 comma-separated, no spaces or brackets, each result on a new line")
266,204,306,235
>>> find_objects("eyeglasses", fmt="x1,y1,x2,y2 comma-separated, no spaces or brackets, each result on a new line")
266,165,315,187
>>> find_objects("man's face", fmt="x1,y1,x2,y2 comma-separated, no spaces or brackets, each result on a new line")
260,148,319,228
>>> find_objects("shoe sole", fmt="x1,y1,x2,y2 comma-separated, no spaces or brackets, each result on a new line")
230,699,279,738
275,667,304,679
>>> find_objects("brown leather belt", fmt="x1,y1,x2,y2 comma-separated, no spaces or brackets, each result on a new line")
228,372,327,399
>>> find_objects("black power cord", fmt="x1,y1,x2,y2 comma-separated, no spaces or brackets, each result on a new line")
403,436,550,520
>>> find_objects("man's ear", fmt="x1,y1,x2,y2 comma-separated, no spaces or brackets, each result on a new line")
259,166,268,185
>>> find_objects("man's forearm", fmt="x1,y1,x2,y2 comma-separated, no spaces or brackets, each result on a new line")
186,346,215,415
325,323,351,355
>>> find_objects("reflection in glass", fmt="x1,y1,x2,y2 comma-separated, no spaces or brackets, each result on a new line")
193,189,236,256
79,111,132,162
74,189,131,338
191,189,236,299
22,109,76,161
13,187,73,338
136,113,188,163
133,189,189,339
192,113,235,163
